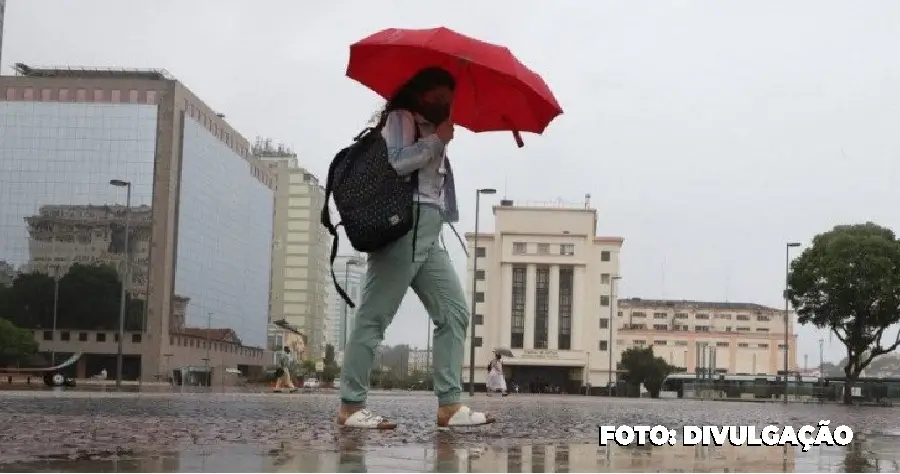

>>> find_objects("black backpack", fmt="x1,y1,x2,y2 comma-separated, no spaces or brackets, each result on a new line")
321,121,421,308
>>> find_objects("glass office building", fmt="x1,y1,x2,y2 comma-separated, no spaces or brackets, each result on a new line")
176,117,273,348
0,67,274,379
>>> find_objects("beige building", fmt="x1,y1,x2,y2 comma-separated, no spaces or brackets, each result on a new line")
257,143,330,359
0,65,275,380
464,197,624,392
617,298,798,375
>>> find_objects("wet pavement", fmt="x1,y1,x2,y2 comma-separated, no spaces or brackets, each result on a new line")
0,391,899,472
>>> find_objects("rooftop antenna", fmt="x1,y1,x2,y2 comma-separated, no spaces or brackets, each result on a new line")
584,193,591,209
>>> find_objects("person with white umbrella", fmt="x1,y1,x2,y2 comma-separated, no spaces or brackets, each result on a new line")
486,349,510,397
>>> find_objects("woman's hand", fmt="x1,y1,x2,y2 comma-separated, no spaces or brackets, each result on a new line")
435,119,455,144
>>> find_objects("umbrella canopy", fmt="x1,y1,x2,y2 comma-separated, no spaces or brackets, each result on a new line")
494,347,514,357
347,27,563,147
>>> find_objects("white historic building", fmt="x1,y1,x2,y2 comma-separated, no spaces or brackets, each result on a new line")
464,197,623,393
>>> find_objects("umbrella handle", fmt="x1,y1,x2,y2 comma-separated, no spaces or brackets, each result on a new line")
512,130,524,148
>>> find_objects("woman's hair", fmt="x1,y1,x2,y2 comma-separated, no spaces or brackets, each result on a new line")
370,67,456,128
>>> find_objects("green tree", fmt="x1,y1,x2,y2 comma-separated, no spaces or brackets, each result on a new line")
787,222,900,404
0,272,55,328
618,346,676,398
324,344,335,365
0,318,39,367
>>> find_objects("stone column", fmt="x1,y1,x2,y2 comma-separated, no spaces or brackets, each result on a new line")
523,264,536,350
548,265,560,350
572,266,586,351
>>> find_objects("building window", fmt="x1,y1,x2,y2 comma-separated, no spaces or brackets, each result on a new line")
76,88,87,101
475,246,486,257
473,314,484,325
738,343,749,348
558,266,574,350
601,273,610,284
674,340,688,346
759,343,770,349
757,315,770,322
560,244,574,256
475,269,486,280
58,88,69,101
23,88,34,100
132,334,142,343
716,341,729,347
146,90,157,104
756,328,770,333
475,292,485,303
43,331,53,341
111,90,122,102
633,340,646,346
695,313,710,320
653,312,668,319
78,332,88,342
599,318,609,329
537,243,550,255
600,295,610,306
675,313,689,320
598,340,608,351
654,340,668,345
5,87,15,100
40,89,52,101
601,250,611,261
534,265,550,349
653,324,668,330
474,337,483,347
96,333,107,342
714,313,732,320
736,327,751,332
129,89,139,103
510,265,526,349
736,314,750,321
695,325,711,332
93,89,105,101
632,312,647,319
513,242,527,255
60,332,70,341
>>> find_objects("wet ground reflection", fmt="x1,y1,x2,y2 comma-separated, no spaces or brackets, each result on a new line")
3,432,899,473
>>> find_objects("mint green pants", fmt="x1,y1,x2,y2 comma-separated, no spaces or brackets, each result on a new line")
339,203,469,407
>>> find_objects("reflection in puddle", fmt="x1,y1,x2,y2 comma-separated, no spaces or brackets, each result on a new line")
3,434,900,473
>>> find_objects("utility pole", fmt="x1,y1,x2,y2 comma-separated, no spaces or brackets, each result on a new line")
0,0,6,73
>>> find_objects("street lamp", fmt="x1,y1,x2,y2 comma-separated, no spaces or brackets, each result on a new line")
468,187,497,397
110,179,132,389
783,241,801,402
341,258,362,351
608,275,622,393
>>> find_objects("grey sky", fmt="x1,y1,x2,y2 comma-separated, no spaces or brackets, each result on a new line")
7,0,900,363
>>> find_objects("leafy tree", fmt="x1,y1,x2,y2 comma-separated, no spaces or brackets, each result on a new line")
618,346,676,398
0,318,39,367
787,222,900,404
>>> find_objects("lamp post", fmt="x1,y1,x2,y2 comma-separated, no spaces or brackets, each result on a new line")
784,241,801,402
341,258,362,351
819,338,825,385
468,188,496,397
110,179,132,389
50,263,60,365
608,275,622,393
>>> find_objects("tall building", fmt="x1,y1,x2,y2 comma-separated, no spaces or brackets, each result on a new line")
325,252,366,351
616,298,798,375
464,197,624,393
0,65,273,380
257,142,330,359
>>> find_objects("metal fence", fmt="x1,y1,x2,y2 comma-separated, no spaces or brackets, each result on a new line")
681,380,900,404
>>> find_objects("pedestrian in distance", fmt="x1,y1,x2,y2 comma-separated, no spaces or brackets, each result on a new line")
273,346,297,393
486,352,508,397
328,67,495,430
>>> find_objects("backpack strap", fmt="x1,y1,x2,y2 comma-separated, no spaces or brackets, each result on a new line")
321,148,356,309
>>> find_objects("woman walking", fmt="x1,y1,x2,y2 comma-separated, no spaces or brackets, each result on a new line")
336,67,495,430
486,352,508,397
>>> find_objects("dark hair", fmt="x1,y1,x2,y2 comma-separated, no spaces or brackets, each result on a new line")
283,346,290,352
360,67,455,139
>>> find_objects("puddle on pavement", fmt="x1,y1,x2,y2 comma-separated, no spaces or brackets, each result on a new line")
2,434,899,473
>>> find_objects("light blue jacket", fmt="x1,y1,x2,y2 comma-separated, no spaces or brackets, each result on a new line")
380,110,460,222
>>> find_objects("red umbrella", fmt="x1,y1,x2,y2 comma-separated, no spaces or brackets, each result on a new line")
347,27,563,147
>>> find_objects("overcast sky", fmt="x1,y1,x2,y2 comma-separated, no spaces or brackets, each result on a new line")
7,0,900,363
